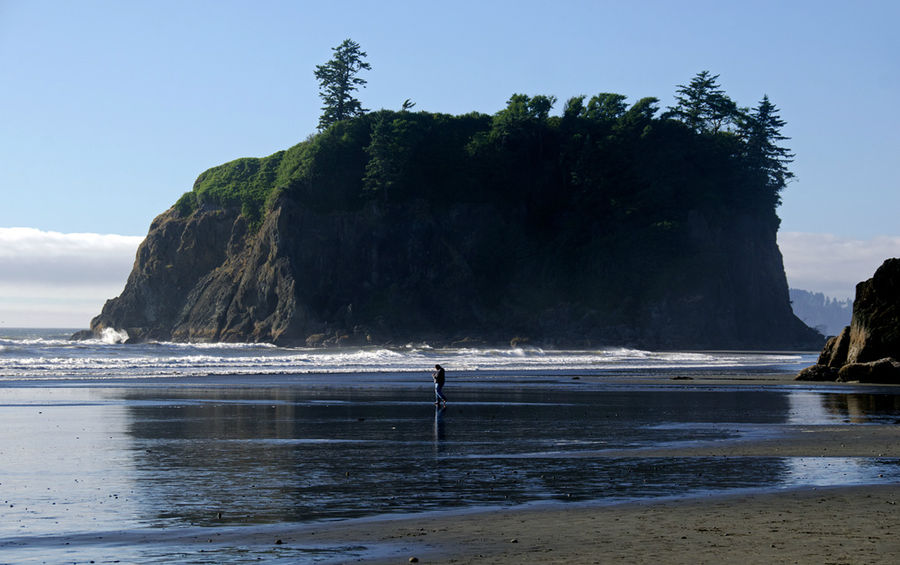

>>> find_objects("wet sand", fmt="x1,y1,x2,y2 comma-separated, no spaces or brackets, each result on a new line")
24,421,895,565
23,483,899,564
220,419,900,564
340,482,900,564
286,422,897,564
3,371,900,563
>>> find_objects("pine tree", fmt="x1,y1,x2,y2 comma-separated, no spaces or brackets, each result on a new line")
741,95,795,201
667,71,739,134
314,39,371,130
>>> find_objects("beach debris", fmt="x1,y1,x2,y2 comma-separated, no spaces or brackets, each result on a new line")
509,538,519,543
409,558,419,563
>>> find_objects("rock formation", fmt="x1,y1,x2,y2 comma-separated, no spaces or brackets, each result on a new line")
797,258,900,383
77,108,823,350
80,192,821,349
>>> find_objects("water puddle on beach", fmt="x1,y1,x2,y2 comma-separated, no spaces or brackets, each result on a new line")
1,380,900,563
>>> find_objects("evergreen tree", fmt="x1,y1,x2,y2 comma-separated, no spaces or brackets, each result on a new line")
586,93,628,122
741,95,795,200
314,39,371,130
562,96,586,120
667,71,739,134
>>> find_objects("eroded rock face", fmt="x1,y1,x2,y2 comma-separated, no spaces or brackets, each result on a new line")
797,258,900,383
846,258,900,364
90,205,243,342
81,196,822,350
818,326,850,368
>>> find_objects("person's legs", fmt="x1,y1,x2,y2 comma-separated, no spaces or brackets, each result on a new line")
435,382,447,403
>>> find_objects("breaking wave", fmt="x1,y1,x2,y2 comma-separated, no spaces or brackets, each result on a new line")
0,329,816,382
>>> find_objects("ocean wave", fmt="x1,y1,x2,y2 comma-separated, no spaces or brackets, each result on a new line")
0,329,813,381
153,340,280,350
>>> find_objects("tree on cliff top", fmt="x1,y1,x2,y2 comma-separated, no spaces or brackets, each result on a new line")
315,38,371,130
740,95,795,202
666,70,739,134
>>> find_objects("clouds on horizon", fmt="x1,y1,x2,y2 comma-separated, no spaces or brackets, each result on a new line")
778,232,900,299
0,228,143,327
1,227,898,327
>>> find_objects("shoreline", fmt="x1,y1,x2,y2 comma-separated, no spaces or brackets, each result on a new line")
5,422,899,563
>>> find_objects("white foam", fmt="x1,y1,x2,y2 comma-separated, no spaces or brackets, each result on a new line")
0,328,816,381
100,328,129,344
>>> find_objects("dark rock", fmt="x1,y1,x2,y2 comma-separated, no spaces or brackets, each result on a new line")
70,330,94,341
798,258,900,382
795,364,839,382
817,326,850,367
72,199,822,350
305,333,327,347
846,258,900,364
836,358,900,384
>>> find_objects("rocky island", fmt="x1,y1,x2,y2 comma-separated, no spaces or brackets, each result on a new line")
797,258,900,383
78,78,823,349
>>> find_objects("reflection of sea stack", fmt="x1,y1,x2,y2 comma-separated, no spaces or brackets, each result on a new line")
797,258,900,383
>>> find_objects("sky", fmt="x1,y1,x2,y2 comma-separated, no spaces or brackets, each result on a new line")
1,0,898,327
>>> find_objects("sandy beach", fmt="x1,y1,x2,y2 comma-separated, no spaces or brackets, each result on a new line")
2,344,899,563
214,420,900,564
327,482,900,564
25,420,894,565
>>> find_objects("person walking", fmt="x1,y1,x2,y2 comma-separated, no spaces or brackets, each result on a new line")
432,364,447,405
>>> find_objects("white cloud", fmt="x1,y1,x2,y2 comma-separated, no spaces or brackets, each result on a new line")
0,228,143,327
778,232,900,299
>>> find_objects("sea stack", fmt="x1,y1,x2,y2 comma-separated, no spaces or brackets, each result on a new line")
797,258,900,383
79,108,823,350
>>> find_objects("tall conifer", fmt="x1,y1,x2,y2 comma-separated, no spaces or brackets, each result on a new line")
314,39,371,130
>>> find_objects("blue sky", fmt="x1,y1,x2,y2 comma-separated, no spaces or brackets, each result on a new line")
1,0,898,327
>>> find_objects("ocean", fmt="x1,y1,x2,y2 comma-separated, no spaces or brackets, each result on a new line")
1,328,898,563
0,327,814,382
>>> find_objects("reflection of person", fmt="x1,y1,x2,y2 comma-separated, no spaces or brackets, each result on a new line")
432,364,447,405
433,403,446,448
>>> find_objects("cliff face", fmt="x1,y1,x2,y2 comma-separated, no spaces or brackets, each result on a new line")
92,205,241,342
90,196,819,349
86,107,822,349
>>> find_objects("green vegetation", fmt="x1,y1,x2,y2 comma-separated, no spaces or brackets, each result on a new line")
173,71,794,248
